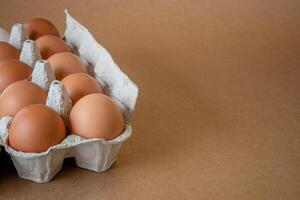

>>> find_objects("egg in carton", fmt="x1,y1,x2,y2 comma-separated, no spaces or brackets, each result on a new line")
0,10,138,183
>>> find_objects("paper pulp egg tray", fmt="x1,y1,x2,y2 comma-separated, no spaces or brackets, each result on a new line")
0,10,138,183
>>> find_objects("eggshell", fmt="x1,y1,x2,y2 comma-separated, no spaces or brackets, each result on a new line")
69,94,124,140
0,59,32,92
0,27,9,42
0,42,20,60
0,80,47,118
24,18,60,40
36,35,70,59
8,104,66,153
47,52,88,80
61,73,103,104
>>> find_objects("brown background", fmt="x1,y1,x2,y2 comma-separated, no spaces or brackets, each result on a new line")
0,0,299,199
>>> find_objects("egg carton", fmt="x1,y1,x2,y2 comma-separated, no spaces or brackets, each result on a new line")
0,10,138,183
0,26,9,42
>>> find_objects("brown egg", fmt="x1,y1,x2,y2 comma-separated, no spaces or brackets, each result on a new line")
0,59,32,92
8,104,66,153
36,35,70,59
48,52,88,80
62,73,103,104
69,94,124,140
0,80,47,118
24,18,60,40
0,42,20,61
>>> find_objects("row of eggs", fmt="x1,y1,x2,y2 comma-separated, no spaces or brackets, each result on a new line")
0,18,124,153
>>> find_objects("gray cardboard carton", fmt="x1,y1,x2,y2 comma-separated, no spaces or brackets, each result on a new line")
0,10,138,183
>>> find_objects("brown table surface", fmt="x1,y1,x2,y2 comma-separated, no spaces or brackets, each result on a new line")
0,1,299,199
